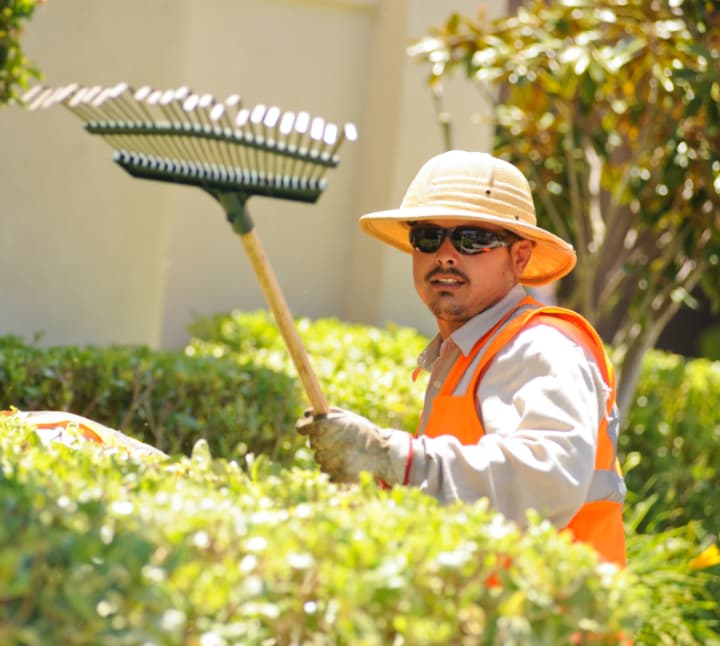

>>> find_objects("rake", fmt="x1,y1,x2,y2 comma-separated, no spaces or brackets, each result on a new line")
23,82,359,415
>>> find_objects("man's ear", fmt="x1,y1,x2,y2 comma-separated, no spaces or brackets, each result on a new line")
512,240,534,277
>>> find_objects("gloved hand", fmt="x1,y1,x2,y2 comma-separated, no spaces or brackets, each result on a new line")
296,408,409,485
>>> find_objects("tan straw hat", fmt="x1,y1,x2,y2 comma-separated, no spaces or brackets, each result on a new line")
359,150,576,286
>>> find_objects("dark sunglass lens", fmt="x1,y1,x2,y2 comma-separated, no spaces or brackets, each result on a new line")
451,228,504,254
410,227,445,253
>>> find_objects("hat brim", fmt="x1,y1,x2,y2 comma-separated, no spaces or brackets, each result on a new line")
359,206,576,286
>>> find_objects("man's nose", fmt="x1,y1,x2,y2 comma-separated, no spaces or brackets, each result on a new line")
434,237,459,264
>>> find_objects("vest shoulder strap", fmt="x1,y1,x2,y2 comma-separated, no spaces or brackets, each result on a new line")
474,305,612,384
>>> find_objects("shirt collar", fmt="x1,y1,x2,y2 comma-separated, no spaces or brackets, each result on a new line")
450,284,528,356
416,284,528,370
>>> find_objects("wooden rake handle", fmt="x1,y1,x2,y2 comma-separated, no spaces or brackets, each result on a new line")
239,228,329,415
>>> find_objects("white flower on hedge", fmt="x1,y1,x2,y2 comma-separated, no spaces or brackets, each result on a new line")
142,565,167,583
435,542,476,568
293,503,313,518
487,514,516,539
375,556,407,589
243,575,263,596
160,608,186,631
200,631,226,646
239,554,258,573
240,602,280,619
288,552,315,570
110,500,134,515
244,536,268,552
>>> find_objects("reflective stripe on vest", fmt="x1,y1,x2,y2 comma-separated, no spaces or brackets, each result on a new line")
421,296,626,567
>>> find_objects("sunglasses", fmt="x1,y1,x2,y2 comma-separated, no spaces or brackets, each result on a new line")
409,225,518,255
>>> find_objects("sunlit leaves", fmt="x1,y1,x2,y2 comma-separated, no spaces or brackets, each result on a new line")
0,0,45,107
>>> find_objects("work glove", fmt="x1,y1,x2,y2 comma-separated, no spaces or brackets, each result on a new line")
296,408,409,485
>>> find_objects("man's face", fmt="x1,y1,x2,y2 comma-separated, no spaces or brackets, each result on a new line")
411,219,533,337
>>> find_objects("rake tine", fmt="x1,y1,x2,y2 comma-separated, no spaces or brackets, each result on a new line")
158,88,197,162
24,84,68,112
335,122,358,160
144,88,164,122
132,86,158,123
180,93,210,168
219,94,243,169
111,84,165,158
196,93,228,177
68,86,102,121
155,90,192,166
223,94,242,125
311,122,338,181
25,86,55,111
65,87,94,121
42,84,80,110
107,83,140,119
263,106,281,178
90,86,121,119
21,84,48,107
167,86,203,167
82,86,105,115
286,111,310,180
90,86,147,155
106,83,164,158
111,83,161,153
309,116,326,160
208,102,236,171
248,103,267,178
187,94,213,168
71,86,129,150
234,107,251,170
294,115,324,182
141,89,182,162
277,110,296,178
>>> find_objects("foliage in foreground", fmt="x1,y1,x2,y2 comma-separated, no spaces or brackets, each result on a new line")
2,418,718,645
2,308,719,540
1,311,719,642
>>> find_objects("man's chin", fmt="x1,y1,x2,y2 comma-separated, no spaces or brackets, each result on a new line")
430,302,468,321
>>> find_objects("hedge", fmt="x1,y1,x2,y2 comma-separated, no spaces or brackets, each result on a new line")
2,418,718,645
618,349,720,535
2,310,719,535
0,333,304,462
1,311,719,642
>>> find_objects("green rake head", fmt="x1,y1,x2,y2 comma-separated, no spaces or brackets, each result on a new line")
22,82,357,414
23,83,357,227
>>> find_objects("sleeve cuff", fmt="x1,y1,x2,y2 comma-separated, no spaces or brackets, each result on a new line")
385,429,415,485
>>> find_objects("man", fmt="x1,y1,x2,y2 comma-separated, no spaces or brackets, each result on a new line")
297,151,626,566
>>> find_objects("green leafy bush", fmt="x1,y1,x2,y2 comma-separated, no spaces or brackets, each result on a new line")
619,349,720,536
0,334,304,462
3,310,719,540
1,311,719,642
0,418,677,644
186,310,427,431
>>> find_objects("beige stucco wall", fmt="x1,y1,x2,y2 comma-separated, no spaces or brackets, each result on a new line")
0,0,505,349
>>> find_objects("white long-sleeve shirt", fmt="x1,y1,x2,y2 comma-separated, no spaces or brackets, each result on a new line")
386,285,625,528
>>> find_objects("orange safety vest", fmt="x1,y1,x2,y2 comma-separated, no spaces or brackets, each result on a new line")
421,297,626,567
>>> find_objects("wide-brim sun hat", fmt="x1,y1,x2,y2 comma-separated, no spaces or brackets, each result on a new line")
358,150,576,286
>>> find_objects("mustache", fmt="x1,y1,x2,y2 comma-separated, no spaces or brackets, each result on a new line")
426,266,468,282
